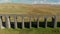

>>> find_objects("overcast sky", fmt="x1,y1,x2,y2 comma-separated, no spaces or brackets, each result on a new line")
0,0,60,4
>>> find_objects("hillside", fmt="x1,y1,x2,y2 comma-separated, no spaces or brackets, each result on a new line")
0,3,60,15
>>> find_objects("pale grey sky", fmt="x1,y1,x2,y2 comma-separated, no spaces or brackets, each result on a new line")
0,0,60,4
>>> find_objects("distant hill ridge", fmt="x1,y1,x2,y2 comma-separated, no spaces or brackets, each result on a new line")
0,3,60,15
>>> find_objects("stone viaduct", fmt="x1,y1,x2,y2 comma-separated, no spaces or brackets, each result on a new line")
0,14,59,29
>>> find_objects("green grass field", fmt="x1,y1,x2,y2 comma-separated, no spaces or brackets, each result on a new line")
0,3,60,34
0,27,60,34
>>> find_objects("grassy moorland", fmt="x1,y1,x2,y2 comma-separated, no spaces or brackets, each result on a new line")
0,3,60,34
0,3,60,22
0,3,60,15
